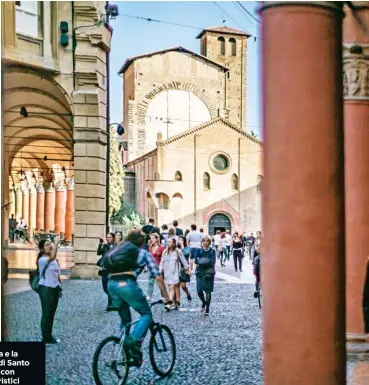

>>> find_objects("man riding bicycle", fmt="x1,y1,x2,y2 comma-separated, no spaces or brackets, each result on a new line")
104,229,171,367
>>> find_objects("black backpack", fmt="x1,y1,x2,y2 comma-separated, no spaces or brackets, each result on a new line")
104,241,139,274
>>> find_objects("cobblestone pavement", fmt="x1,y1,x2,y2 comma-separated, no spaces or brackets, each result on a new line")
3,276,264,385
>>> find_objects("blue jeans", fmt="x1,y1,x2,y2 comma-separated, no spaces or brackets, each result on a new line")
108,277,152,342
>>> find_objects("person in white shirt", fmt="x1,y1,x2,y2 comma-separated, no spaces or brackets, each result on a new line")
213,230,222,259
225,230,233,261
186,224,203,270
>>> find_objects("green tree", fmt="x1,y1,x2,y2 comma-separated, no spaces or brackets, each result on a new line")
109,127,125,218
111,201,144,236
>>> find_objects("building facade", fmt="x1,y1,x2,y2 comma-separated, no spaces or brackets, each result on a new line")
120,26,262,233
1,1,112,277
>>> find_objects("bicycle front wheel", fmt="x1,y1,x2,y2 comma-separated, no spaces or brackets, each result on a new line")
92,336,129,385
149,324,176,377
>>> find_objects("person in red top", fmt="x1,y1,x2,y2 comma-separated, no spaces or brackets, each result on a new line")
147,233,165,300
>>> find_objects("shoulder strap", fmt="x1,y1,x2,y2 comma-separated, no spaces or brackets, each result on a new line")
40,259,52,279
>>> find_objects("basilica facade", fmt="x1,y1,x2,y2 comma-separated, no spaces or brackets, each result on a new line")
119,26,262,234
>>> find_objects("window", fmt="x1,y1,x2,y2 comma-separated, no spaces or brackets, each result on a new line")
155,193,170,210
213,155,229,172
203,172,210,190
175,171,182,181
232,174,239,190
15,1,41,37
229,38,236,56
218,36,225,56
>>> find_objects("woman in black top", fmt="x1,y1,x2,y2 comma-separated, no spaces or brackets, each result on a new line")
97,232,116,311
232,233,244,272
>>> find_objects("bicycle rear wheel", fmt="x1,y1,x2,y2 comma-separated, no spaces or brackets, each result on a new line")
149,324,176,377
92,336,129,385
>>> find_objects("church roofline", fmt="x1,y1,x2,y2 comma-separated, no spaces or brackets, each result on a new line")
117,46,229,74
159,117,262,146
196,26,252,39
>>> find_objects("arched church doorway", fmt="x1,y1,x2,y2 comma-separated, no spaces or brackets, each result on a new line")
208,213,231,235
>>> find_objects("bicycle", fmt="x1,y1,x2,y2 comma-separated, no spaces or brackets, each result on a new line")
92,300,176,385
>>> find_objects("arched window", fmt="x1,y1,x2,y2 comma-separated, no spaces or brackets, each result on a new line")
175,171,182,181
218,36,225,56
155,193,170,210
229,38,236,56
203,172,210,190
231,174,239,190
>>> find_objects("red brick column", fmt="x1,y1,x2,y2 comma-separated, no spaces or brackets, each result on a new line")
44,183,55,233
259,2,346,385
22,187,29,226
343,3,369,336
65,180,74,243
36,184,45,231
54,187,66,236
29,186,37,236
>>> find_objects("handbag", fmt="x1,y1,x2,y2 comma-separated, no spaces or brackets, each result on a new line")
29,260,50,293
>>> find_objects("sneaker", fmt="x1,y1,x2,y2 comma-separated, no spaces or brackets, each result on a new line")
170,304,178,311
187,294,192,302
177,301,180,307
235,269,238,272
43,337,60,344
164,304,171,312
204,311,209,316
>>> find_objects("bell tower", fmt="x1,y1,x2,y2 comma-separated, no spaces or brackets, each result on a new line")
197,26,250,132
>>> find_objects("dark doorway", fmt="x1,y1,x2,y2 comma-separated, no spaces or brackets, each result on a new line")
208,214,231,235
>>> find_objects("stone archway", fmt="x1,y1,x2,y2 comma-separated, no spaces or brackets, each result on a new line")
208,213,232,236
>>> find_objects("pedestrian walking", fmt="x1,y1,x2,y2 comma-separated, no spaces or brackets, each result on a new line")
142,218,161,249
214,230,222,259
168,227,178,242
37,239,62,344
246,232,256,260
219,233,228,267
177,236,192,302
9,214,17,243
159,238,190,310
161,224,169,247
186,224,203,270
173,220,183,236
233,232,244,272
195,236,216,315
147,233,165,300
225,230,232,261
97,232,116,311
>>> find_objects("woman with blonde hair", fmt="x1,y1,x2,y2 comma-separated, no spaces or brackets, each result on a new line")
159,237,190,310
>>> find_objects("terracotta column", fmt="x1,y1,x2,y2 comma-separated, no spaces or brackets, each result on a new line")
343,3,369,337
36,184,45,231
54,186,66,236
29,185,37,236
22,186,29,226
9,188,16,218
44,183,55,232
15,188,22,222
65,179,74,242
259,2,346,385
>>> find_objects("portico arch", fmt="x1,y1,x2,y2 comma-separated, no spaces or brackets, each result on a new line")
208,213,232,235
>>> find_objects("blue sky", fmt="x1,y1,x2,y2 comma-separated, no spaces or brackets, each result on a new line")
109,1,261,136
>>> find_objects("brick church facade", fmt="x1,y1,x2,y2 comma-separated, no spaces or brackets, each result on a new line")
119,26,262,234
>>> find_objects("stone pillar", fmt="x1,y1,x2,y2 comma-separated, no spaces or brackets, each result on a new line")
71,2,112,278
343,3,369,337
44,183,55,232
54,186,66,236
9,188,15,218
259,2,346,385
65,179,74,243
29,185,37,236
15,188,22,222
22,187,29,226
36,184,45,231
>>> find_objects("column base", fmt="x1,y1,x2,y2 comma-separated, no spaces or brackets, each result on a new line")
71,264,100,279
347,333,369,359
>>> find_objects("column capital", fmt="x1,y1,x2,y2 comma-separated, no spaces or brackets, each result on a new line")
66,178,75,191
258,1,344,14
36,183,45,193
343,57,369,99
44,182,54,193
